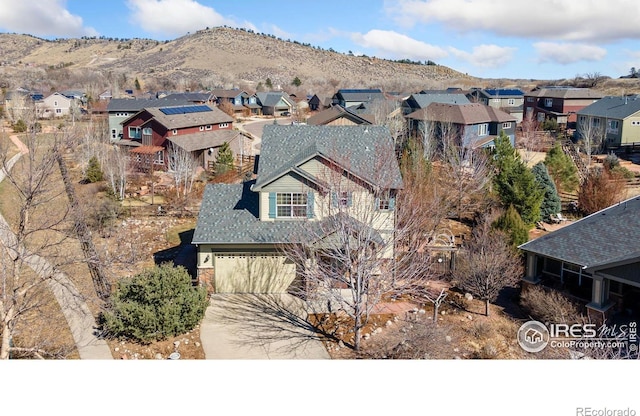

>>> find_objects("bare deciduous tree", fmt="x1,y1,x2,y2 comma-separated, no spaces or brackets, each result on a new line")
451,212,523,316
167,143,198,197
576,116,606,166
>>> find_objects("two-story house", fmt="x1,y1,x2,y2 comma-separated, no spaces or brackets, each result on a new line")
523,86,603,129
576,95,640,151
332,89,385,108
402,92,470,116
119,104,243,171
191,124,403,294
107,97,192,141
467,88,525,123
255,92,294,116
211,89,257,115
306,105,374,126
405,102,517,149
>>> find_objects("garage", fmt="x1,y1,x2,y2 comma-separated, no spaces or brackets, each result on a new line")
213,253,297,293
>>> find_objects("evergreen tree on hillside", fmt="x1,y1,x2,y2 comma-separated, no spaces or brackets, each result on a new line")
492,131,543,227
493,205,530,248
532,162,562,222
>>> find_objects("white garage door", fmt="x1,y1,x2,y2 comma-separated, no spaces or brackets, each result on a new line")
214,253,297,293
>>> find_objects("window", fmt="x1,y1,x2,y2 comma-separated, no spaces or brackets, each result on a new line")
276,193,307,218
172,129,177,135
219,122,229,128
492,98,500,103
376,191,395,211
633,120,640,126
54,101,58,107
205,124,212,130
128,126,141,139
142,127,152,135
111,129,117,139
502,122,511,129
199,126,204,131
508,98,515,106
478,123,488,136
544,98,553,107
608,120,619,133
55,108,62,114
153,150,164,165
592,118,601,128
527,97,535,102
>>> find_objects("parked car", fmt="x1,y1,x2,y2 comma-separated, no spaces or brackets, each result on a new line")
281,111,291,116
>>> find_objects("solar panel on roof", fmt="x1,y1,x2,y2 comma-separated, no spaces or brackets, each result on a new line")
159,105,212,115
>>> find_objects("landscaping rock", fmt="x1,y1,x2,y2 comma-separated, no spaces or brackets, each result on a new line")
465,293,473,301
445,336,452,343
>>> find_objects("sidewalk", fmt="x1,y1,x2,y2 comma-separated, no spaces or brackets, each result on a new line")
0,133,112,359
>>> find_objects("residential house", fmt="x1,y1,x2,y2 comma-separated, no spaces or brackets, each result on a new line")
3,89,43,121
576,95,640,151
467,88,525,123
107,97,192,140
520,195,640,322
332,88,385,108
308,94,332,112
119,104,245,171
402,92,471,116
406,102,517,149
41,92,75,118
306,105,374,126
98,90,112,101
191,124,403,294
523,86,603,129
161,92,216,105
211,89,257,115
255,92,294,116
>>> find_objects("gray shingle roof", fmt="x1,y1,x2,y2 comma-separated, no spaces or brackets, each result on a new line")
252,125,403,191
143,105,233,129
406,102,516,124
256,92,292,107
577,95,640,119
192,182,309,244
519,195,640,269
107,98,192,112
192,182,383,245
526,87,603,100
408,93,470,109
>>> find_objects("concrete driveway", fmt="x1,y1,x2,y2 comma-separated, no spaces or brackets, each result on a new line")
200,294,330,359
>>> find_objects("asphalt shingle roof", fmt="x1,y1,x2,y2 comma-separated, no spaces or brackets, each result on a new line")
407,93,470,109
167,130,240,152
577,95,640,119
406,102,516,124
107,98,192,112
252,124,403,191
519,195,640,269
143,105,233,129
526,87,603,100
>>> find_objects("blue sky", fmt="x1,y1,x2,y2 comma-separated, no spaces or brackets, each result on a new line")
0,0,639,80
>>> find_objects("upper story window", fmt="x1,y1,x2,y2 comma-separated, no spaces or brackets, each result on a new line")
544,98,553,107
527,97,535,102
199,126,204,131
205,125,212,130
507,98,515,106
376,191,395,211
276,193,307,218
172,129,178,135
478,123,488,136
128,126,141,139
54,101,58,107
332,191,352,208
219,123,229,128
632,120,640,126
502,122,511,129
142,127,152,135
608,120,619,133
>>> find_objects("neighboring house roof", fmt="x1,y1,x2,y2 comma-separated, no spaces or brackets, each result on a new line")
519,195,640,270
210,89,247,99
407,93,470,109
478,88,525,98
167,130,241,152
335,89,385,102
107,98,192,112
306,105,373,126
256,92,293,107
526,87,604,100
577,95,640,119
252,124,403,191
406,102,516,124
162,92,215,102
137,105,233,129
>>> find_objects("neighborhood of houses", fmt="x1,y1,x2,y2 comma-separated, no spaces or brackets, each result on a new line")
3,81,640,359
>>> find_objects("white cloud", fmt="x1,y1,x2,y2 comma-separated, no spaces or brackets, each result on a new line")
350,30,448,61
389,0,640,42
449,44,516,68
0,0,97,38
534,42,607,65
126,0,255,37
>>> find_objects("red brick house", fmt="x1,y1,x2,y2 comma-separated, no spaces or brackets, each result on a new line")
119,104,247,171
523,86,603,129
